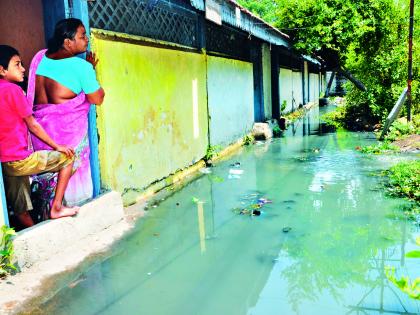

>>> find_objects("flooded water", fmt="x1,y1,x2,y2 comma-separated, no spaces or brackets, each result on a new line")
34,106,420,314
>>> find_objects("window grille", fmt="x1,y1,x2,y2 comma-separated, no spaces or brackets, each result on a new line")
88,0,199,48
206,22,251,61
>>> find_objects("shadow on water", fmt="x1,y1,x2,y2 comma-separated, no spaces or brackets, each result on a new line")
23,105,420,315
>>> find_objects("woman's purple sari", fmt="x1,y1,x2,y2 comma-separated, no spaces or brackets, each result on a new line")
27,50,93,213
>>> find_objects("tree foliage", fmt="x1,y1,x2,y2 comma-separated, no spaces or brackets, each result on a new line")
237,0,419,126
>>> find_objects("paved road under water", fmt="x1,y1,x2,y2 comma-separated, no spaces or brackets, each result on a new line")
32,106,420,315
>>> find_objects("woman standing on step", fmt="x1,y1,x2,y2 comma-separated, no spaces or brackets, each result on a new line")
27,18,105,219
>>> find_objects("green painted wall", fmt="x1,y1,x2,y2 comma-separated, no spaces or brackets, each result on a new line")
92,32,209,197
261,44,272,119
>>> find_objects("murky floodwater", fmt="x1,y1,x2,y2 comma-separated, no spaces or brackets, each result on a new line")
33,106,420,315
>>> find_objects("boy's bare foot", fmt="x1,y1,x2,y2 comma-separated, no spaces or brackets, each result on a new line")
16,211,34,227
50,205,79,219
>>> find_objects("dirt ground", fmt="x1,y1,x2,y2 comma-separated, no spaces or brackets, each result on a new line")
392,134,420,152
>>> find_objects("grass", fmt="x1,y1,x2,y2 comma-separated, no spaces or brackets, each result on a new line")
321,105,346,130
283,108,306,123
0,225,17,278
243,134,255,145
385,160,420,203
358,141,400,154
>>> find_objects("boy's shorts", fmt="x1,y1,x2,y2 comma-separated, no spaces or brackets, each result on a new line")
2,151,73,215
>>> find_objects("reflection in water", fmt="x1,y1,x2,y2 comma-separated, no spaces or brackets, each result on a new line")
196,201,206,254
29,106,420,315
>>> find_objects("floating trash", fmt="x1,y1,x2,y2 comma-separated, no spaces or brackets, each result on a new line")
257,198,272,205
230,162,241,167
199,168,212,174
232,193,272,217
283,200,296,204
282,227,292,233
229,169,244,175
209,175,224,183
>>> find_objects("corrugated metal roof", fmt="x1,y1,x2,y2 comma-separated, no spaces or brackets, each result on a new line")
190,0,290,48
190,0,205,10
303,55,321,65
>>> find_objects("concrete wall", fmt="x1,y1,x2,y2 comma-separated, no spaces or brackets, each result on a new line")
310,73,319,103
304,62,309,104
207,55,254,146
279,68,293,113
92,33,209,195
292,71,303,107
261,44,272,119
0,0,45,75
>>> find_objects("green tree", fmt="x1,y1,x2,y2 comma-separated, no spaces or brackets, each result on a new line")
238,0,419,127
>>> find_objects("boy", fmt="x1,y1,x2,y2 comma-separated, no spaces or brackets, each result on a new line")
0,45,78,228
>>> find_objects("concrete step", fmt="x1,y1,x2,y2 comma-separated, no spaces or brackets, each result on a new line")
13,191,125,269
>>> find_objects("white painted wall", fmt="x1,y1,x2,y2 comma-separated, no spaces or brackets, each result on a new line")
279,68,293,113
207,56,254,146
304,61,309,104
262,44,272,119
310,73,320,103
292,71,303,108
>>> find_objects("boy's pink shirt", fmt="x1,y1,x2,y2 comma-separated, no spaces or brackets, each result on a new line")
0,79,33,162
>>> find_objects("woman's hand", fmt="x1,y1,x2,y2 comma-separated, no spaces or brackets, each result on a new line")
86,51,99,69
55,145,75,158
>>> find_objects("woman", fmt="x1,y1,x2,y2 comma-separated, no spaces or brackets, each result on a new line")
27,18,105,218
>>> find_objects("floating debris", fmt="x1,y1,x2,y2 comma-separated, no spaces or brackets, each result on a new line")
283,200,296,204
257,198,272,205
230,162,241,167
282,227,292,233
176,202,180,206
68,275,87,289
229,169,244,175
209,175,224,183
199,168,212,174
294,156,309,162
232,193,272,217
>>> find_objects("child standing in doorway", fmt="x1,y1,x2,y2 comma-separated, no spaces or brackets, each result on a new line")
0,45,78,228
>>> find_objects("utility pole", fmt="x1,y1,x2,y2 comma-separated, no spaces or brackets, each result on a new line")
407,0,414,121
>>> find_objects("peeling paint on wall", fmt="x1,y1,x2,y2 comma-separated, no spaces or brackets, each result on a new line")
92,32,209,194
207,55,254,147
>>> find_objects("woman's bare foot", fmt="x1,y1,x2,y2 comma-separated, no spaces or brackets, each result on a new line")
50,205,79,219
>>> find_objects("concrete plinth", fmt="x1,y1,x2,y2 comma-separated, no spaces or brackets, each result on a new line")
13,191,125,270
